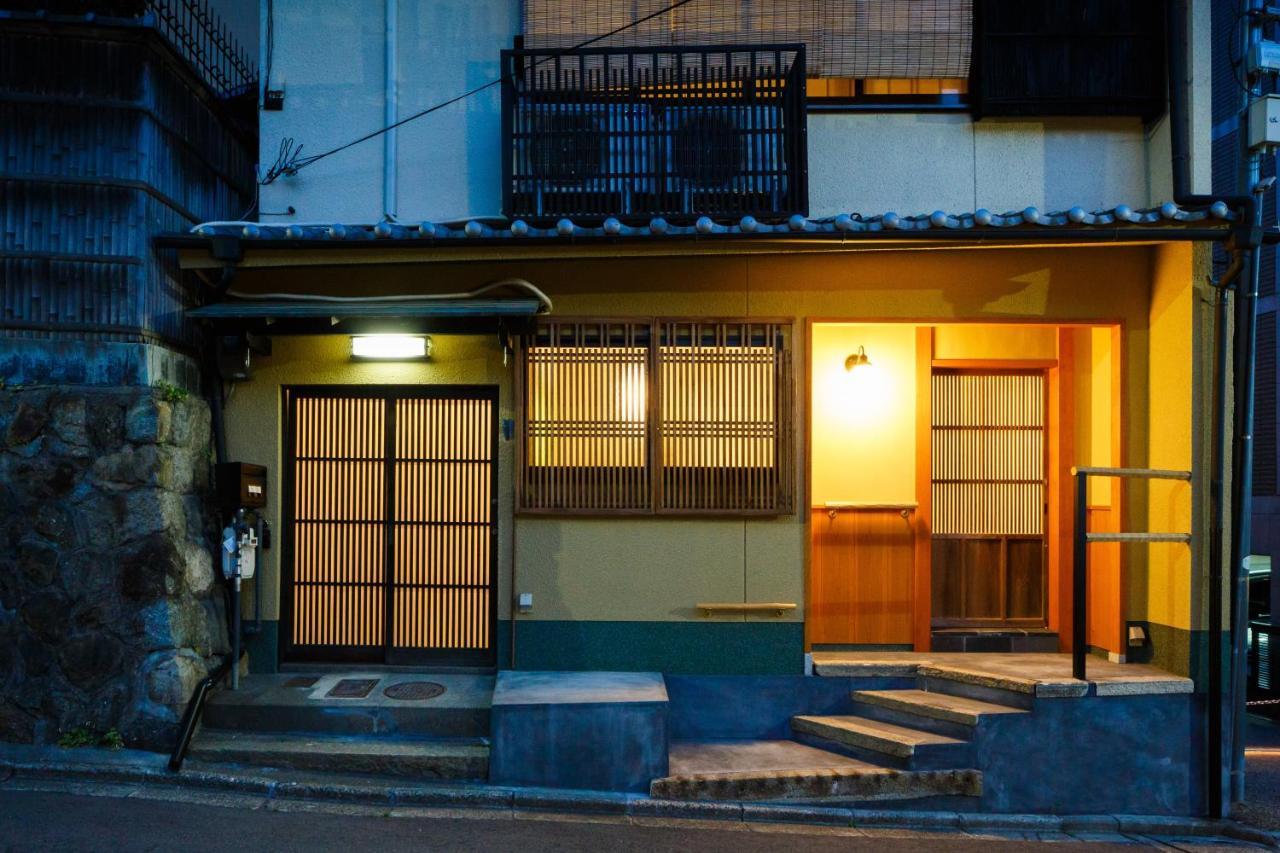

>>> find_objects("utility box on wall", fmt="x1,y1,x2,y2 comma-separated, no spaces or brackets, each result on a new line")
216,462,267,513
1248,95,1280,151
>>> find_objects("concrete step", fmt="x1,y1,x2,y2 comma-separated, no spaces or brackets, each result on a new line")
917,670,1042,709
650,739,981,803
188,730,489,780
202,673,493,738
791,715,970,770
850,689,1028,738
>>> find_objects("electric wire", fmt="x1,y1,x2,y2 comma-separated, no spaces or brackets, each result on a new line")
260,0,700,184
224,278,554,313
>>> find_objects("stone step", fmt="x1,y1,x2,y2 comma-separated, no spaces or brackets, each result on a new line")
850,689,1028,738
650,739,981,803
791,715,970,770
917,665,1070,708
187,730,489,780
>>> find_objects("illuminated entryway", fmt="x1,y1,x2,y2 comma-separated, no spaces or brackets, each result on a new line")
807,322,1121,653
281,386,497,666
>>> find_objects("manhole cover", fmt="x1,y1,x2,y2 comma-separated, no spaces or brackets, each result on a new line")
326,678,378,699
284,676,319,689
383,681,447,701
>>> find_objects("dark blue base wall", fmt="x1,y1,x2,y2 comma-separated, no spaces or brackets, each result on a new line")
252,620,801,675
503,620,805,675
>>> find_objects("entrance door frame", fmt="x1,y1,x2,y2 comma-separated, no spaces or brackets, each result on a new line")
279,384,499,668
805,321,1124,654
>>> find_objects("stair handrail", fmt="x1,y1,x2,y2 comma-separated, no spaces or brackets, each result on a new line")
1071,466,1193,681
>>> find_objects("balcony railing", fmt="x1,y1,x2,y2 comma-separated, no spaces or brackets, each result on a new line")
501,44,807,223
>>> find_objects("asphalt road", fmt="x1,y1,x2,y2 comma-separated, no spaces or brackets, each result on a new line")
0,788,1224,853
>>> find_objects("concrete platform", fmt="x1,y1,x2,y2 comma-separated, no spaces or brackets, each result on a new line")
489,671,669,793
810,652,1193,697
203,672,494,737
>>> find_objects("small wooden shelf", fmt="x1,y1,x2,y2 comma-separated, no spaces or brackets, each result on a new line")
696,602,797,617
820,501,918,511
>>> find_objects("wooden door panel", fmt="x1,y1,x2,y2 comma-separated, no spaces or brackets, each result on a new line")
810,509,914,645
1006,539,1045,620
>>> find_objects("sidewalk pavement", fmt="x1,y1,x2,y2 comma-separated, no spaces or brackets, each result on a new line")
0,741,1275,849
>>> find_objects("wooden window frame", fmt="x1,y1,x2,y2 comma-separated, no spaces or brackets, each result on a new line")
516,317,797,517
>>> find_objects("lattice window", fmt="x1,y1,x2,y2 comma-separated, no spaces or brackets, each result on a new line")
518,319,795,515
931,370,1045,536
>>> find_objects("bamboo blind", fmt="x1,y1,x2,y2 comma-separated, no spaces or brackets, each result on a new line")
289,396,387,649
523,0,972,79
931,371,1045,536
519,319,795,514
392,397,493,652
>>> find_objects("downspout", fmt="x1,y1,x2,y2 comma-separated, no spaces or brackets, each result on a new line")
383,0,397,219
1168,0,1260,818
1229,0,1266,808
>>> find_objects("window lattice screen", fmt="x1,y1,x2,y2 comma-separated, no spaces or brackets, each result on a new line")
523,0,972,79
931,371,1045,536
519,319,795,514
522,322,653,511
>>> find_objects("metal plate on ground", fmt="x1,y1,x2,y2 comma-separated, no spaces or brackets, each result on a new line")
284,676,319,689
326,678,378,699
383,681,447,701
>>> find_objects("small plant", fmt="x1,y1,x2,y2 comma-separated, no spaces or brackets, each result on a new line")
154,381,188,404
57,725,125,750
57,726,95,748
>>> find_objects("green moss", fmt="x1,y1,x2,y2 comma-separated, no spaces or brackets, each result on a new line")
153,381,188,404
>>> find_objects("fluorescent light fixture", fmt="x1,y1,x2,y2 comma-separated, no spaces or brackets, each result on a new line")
351,334,430,361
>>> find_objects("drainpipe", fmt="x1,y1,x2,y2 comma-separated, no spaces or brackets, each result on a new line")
383,0,397,219
1167,0,1259,819
1229,0,1266,808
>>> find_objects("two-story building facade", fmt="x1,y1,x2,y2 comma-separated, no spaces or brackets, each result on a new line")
162,0,1252,817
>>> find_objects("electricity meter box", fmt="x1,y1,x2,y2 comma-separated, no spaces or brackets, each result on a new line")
1248,95,1280,150
216,462,267,512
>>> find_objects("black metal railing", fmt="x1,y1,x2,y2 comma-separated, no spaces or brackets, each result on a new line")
1071,466,1193,681
501,43,807,223
1,1,255,99
147,0,255,98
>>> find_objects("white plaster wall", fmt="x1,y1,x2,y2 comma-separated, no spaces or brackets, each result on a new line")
256,0,1212,224
808,114,1152,217
258,0,517,224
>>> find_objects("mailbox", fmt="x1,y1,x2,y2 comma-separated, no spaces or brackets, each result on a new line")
216,462,267,512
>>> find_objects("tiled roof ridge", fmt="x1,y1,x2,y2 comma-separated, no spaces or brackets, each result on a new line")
191,201,1235,242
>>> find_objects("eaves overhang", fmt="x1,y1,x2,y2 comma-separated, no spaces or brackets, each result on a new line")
158,202,1243,270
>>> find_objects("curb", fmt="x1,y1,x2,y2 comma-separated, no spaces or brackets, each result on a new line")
1,756,1276,845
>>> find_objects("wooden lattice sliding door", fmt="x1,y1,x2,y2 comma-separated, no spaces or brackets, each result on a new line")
930,370,1047,627
282,387,497,666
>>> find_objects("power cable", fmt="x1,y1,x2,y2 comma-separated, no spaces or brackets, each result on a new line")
260,0,700,185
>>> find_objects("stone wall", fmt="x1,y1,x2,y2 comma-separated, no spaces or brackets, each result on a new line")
0,386,226,750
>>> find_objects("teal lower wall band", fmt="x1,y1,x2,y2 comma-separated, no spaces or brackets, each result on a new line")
244,620,280,674
504,619,805,675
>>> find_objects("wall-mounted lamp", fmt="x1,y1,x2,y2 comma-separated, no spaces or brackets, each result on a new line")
351,334,432,361
844,345,872,371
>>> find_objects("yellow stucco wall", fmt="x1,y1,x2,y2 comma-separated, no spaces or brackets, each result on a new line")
1124,242,1212,634
225,242,1211,641
226,334,514,622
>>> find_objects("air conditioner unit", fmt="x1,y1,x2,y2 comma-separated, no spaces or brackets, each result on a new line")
514,102,655,216
660,104,788,213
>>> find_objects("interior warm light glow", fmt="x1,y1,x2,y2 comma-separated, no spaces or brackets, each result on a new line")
351,335,429,360
811,324,915,505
